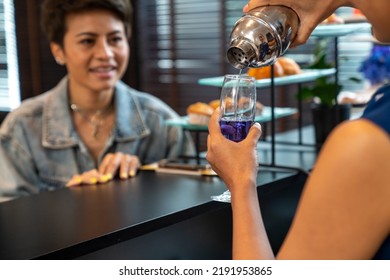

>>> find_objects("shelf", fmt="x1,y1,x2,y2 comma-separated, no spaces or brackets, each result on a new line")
344,35,390,45
311,22,371,37
198,68,336,88
166,107,298,132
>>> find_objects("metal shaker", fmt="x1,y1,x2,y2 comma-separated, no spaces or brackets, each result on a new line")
227,6,299,69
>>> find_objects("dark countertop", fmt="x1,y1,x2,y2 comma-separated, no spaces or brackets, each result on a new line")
0,169,306,259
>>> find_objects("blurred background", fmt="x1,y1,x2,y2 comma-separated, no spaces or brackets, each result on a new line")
1,1,374,136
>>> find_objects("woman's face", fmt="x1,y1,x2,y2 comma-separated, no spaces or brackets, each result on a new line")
51,9,129,94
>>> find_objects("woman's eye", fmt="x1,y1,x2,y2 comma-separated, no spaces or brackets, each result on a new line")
80,38,94,45
111,36,124,44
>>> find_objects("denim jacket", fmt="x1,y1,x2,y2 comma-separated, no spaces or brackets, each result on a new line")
0,77,194,199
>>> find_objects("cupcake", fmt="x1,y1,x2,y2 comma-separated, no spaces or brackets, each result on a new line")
277,57,302,75
247,61,284,79
187,102,214,125
208,99,220,110
247,57,302,79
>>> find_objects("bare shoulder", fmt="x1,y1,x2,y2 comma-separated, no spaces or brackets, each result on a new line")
315,119,390,189
324,119,390,162
312,118,390,230
279,119,390,259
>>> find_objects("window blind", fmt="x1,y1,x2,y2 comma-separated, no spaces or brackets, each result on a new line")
136,0,239,115
0,0,20,111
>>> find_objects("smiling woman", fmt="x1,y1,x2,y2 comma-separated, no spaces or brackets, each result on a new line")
0,0,194,201
49,9,130,160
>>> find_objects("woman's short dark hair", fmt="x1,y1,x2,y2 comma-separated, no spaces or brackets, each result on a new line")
41,0,132,46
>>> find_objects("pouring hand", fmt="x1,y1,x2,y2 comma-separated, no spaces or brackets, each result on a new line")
243,0,341,46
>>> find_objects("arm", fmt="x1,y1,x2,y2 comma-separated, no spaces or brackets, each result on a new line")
230,180,275,259
207,109,274,259
243,0,351,46
0,137,42,199
134,91,196,162
207,109,390,259
166,125,196,160
244,0,390,44
278,120,390,259
350,1,390,43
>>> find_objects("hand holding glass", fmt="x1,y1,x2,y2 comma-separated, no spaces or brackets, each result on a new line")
211,74,257,203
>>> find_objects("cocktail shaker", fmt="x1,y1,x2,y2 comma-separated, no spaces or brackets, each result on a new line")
227,6,299,69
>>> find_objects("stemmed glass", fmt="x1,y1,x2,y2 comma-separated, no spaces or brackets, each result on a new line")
211,74,257,203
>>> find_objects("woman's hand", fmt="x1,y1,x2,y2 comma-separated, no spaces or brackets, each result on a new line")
66,152,141,187
243,0,343,46
206,108,262,193
98,152,140,179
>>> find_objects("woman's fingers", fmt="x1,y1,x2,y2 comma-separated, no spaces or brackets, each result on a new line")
128,155,141,178
98,152,122,177
66,169,101,187
67,153,141,187
119,154,141,179
96,152,141,180
208,108,223,137
66,174,83,187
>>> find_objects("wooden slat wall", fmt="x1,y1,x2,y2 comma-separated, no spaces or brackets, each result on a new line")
136,0,235,115
13,0,66,100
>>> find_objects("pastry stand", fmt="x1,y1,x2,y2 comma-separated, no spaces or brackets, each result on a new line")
198,69,335,170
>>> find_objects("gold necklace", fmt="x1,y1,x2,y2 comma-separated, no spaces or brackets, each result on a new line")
70,101,114,139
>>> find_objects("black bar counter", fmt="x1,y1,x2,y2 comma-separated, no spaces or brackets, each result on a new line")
0,169,307,259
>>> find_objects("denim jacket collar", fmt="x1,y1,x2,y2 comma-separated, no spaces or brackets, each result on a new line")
114,80,151,142
42,77,150,149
